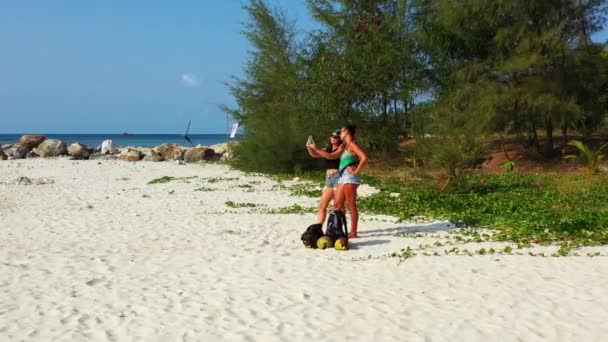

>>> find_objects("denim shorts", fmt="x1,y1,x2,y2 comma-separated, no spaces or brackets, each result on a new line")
339,169,361,185
325,172,340,189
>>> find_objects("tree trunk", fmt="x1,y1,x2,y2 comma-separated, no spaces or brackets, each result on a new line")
561,123,568,153
544,115,554,158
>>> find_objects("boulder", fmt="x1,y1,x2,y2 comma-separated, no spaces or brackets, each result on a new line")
0,149,7,160
210,142,236,160
151,143,183,160
18,135,46,149
33,139,67,157
184,147,216,162
120,148,142,161
142,154,164,162
6,145,30,159
68,143,90,160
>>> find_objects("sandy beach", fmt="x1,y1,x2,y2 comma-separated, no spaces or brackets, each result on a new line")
1,158,608,341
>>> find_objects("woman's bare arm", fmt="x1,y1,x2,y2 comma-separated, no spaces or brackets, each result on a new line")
306,145,320,158
313,144,343,160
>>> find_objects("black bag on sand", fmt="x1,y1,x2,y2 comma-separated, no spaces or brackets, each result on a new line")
326,210,348,241
301,223,324,248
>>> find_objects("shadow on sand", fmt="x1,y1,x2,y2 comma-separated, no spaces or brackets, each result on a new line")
349,239,392,249
360,221,454,238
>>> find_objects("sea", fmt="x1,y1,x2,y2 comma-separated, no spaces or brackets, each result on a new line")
0,134,242,148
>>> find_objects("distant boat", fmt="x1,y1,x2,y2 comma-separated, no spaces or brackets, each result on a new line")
123,132,130,136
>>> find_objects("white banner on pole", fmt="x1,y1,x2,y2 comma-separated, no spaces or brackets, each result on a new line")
230,122,239,138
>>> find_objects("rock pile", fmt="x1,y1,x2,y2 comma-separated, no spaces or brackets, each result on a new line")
0,135,232,162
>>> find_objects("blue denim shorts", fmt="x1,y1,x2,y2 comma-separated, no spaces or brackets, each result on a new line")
339,169,361,185
325,172,340,189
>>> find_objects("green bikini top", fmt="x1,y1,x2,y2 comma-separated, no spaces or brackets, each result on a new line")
339,148,359,174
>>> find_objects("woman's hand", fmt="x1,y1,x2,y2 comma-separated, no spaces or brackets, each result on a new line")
348,165,358,175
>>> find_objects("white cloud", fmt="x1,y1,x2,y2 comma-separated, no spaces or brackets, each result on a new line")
181,73,199,88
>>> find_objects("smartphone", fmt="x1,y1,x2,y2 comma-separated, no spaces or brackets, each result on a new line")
307,135,314,146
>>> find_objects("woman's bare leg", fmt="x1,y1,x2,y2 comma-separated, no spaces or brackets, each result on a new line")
317,187,334,224
333,184,346,212
343,184,359,238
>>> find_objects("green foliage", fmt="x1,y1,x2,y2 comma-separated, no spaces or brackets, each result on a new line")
289,183,323,197
194,187,215,192
356,173,608,245
225,201,261,208
501,161,516,173
147,176,196,184
148,176,175,184
265,204,317,214
398,246,416,261
226,0,607,174
563,140,608,175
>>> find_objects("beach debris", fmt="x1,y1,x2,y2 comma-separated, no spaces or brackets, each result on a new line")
13,176,54,185
184,146,216,162
101,139,118,154
33,139,68,157
85,278,104,286
175,160,185,165
68,143,90,160
18,135,46,149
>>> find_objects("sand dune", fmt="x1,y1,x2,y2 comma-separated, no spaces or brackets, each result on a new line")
1,159,607,341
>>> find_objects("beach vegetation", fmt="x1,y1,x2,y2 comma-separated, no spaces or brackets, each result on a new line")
563,140,608,175
225,201,262,208
147,176,197,184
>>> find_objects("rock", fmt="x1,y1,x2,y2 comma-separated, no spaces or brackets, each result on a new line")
18,135,46,149
142,154,164,162
209,142,236,160
101,139,118,154
89,153,113,160
151,143,184,160
183,147,216,162
293,177,301,182
120,148,142,161
389,192,400,198
68,143,90,160
33,139,67,157
5,145,30,159
175,160,185,165
0,149,7,160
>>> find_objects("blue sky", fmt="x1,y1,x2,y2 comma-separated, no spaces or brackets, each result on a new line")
0,1,606,134
0,0,315,134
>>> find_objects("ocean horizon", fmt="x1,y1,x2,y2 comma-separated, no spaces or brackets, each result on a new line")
0,134,242,148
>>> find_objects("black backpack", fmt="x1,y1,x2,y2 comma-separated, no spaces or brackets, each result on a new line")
301,223,324,248
326,210,348,241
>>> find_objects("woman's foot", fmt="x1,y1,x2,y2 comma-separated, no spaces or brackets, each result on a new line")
348,231,358,239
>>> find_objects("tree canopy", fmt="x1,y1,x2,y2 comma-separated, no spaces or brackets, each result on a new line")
225,0,608,172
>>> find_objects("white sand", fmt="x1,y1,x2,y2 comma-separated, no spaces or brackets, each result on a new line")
1,159,608,341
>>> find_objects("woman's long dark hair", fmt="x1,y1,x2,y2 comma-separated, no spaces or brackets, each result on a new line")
326,136,341,152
